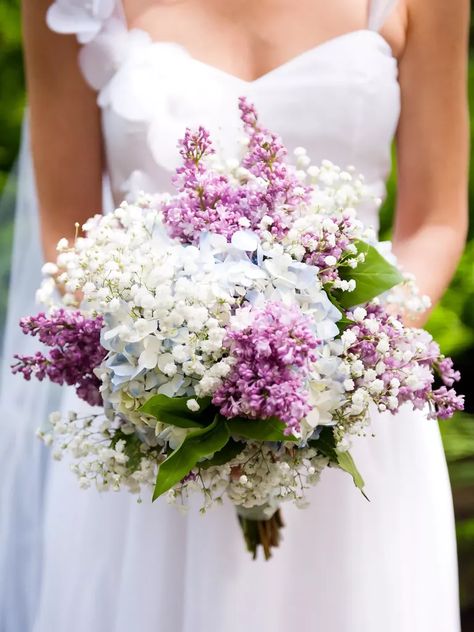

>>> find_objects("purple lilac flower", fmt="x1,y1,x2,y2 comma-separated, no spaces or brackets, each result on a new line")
12,310,106,407
239,97,311,214
162,126,259,242
162,98,311,244
343,303,463,420
301,213,355,283
212,302,320,434
436,357,461,388
431,386,465,419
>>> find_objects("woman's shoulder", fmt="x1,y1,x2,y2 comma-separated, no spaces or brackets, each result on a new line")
43,0,137,92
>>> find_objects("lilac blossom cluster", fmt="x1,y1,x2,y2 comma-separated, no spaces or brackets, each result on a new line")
212,303,320,434
239,98,311,234
161,125,251,242
162,98,309,244
339,303,464,423
161,98,372,300
12,310,106,406
300,212,360,284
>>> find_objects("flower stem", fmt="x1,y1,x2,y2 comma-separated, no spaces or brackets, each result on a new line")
237,509,284,560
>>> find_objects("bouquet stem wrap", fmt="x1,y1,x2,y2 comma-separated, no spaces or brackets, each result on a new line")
237,503,284,560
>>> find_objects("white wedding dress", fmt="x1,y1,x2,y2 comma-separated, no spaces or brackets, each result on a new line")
2,1,461,630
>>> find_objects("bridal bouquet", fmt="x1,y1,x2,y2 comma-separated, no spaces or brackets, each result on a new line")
13,98,463,559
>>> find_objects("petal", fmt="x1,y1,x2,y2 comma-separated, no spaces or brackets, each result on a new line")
289,262,318,290
110,361,136,377
304,408,320,429
158,374,184,397
144,335,162,353
231,230,259,252
316,319,340,341
138,349,158,370
157,352,175,373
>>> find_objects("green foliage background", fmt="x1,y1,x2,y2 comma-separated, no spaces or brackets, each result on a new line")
0,1,474,621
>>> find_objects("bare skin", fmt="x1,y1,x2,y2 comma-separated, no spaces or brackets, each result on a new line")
22,0,103,264
23,0,469,324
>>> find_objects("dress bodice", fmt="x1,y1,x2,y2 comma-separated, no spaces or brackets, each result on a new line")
47,0,400,230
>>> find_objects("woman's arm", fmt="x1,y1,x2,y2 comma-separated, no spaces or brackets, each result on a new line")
22,0,103,263
394,0,470,325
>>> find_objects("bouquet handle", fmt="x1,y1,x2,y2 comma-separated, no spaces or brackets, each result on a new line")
237,504,284,560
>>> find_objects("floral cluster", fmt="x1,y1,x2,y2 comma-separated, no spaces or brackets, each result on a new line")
34,186,343,443
171,443,330,513
12,309,106,406
14,99,463,555
38,411,160,493
213,302,319,434
162,98,310,245
333,303,464,437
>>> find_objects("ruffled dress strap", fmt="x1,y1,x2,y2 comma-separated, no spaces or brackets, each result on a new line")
45,0,144,92
46,0,121,44
368,0,399,32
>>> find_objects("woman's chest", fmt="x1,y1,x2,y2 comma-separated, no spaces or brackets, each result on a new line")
122,0,373,83
97,30,400,210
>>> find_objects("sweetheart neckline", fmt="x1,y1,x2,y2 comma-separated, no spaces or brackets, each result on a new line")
129,28,397,85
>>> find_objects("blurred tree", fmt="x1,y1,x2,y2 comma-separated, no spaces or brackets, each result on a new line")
0,0,23,326
0,1,23,188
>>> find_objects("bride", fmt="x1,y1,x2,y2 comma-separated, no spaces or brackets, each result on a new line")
1,0,469,630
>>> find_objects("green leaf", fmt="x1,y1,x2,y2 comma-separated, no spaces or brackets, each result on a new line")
336,450,367,496
152,416,229,500
336,240,403,308
139,394,214,428
227,416,297,442
336,316,356,333
324,287,355,335
324,285,343,312
309,426,338,459
200,438,245,469
310,427,367,497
